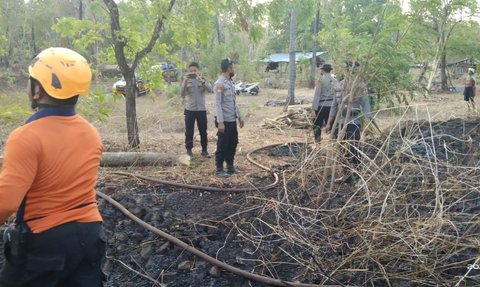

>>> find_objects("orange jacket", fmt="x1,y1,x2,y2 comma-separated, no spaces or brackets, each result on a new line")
0,112,103,233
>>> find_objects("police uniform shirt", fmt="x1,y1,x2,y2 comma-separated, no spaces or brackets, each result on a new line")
215,75,241,123
330,79,372,126
312,74,338,110
181,77,213,111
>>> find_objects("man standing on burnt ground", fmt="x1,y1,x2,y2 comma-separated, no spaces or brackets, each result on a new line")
0,47,105,286
312,63,338,142
214,58,244,178
181,62,213,159
326,61,373,184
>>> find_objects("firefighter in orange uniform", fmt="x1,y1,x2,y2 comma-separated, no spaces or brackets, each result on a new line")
0,47,105,286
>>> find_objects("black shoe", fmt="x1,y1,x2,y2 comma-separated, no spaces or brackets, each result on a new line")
226,164,235,175
187,149,194,158
216,168,230,178
201,150,210,158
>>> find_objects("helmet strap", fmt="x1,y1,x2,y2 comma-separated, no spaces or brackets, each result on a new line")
29,77,39,110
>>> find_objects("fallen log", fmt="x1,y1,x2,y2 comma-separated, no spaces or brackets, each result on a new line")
100,152,190,167
262,105,314,129
0,152,191,167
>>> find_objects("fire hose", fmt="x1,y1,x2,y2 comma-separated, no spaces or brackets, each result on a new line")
98,143,352,287
112,143,283,192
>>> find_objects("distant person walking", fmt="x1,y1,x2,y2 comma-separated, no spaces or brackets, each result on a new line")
464,67,476,112
214,58,244,178
312,64,338,142
180,62,213,158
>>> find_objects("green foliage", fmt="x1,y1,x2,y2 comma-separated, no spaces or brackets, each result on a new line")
77,91,122,123
319,1,418,105
447,20,480,62
0,93,31,127
0,106,31,122
266,0,319,52
52,18,108,59
163,83,180,99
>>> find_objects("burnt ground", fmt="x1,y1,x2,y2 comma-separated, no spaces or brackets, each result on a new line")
0,86,480,287
1,118,480,287
98,118,480,287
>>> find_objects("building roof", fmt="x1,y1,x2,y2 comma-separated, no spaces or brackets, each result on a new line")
261,51,328,63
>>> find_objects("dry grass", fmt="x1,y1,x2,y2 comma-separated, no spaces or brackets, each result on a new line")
223,106,480,286
2,84,480,286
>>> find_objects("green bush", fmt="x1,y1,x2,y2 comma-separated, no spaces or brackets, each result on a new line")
164,83,180,99
77,90,122,123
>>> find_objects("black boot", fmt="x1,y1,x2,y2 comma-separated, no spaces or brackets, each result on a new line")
201,150,210,158
216,167,229,178
216,161,229,178
187,149,194,158
314,127,321,142
226,162,235,174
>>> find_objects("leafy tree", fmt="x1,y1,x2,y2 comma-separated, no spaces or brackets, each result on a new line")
103,0,176,148
410,0,478,92
447,20,480,62
319,0,420,105
309,9,320,89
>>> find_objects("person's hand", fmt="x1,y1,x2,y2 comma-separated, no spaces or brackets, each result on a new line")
182,75,188,85
238,118,244,128
310,110,316,118
218,123,225,134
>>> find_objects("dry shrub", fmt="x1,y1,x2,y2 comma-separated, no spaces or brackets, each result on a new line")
230,114,480,286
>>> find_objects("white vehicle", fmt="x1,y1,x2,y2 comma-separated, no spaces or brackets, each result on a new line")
234,81,259,96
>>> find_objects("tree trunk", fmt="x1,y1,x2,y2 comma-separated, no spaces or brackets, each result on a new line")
309,9,320,89
287,9,297,106
103,0,176,149
100,152,189,167
31,21,38,55
79,0,84,20
440,49,448,91
125,74,140,148
215,16,223,44
1,153,190,167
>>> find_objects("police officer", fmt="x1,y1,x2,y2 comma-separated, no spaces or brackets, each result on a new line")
181,62,213,158
326,61,372,184
214,58,244,178
312,63,338,142
0,47,105,286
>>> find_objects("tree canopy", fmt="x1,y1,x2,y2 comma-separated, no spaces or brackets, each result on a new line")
1,0,479,146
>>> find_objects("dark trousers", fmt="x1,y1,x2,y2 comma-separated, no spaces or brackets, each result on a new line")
0,221,105,287
334,123,361,167
215,121,238,168
184,110,208,151
464,86,475,102
313,106,331,141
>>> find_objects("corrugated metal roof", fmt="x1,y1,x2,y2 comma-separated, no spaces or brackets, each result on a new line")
261,51,328,63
